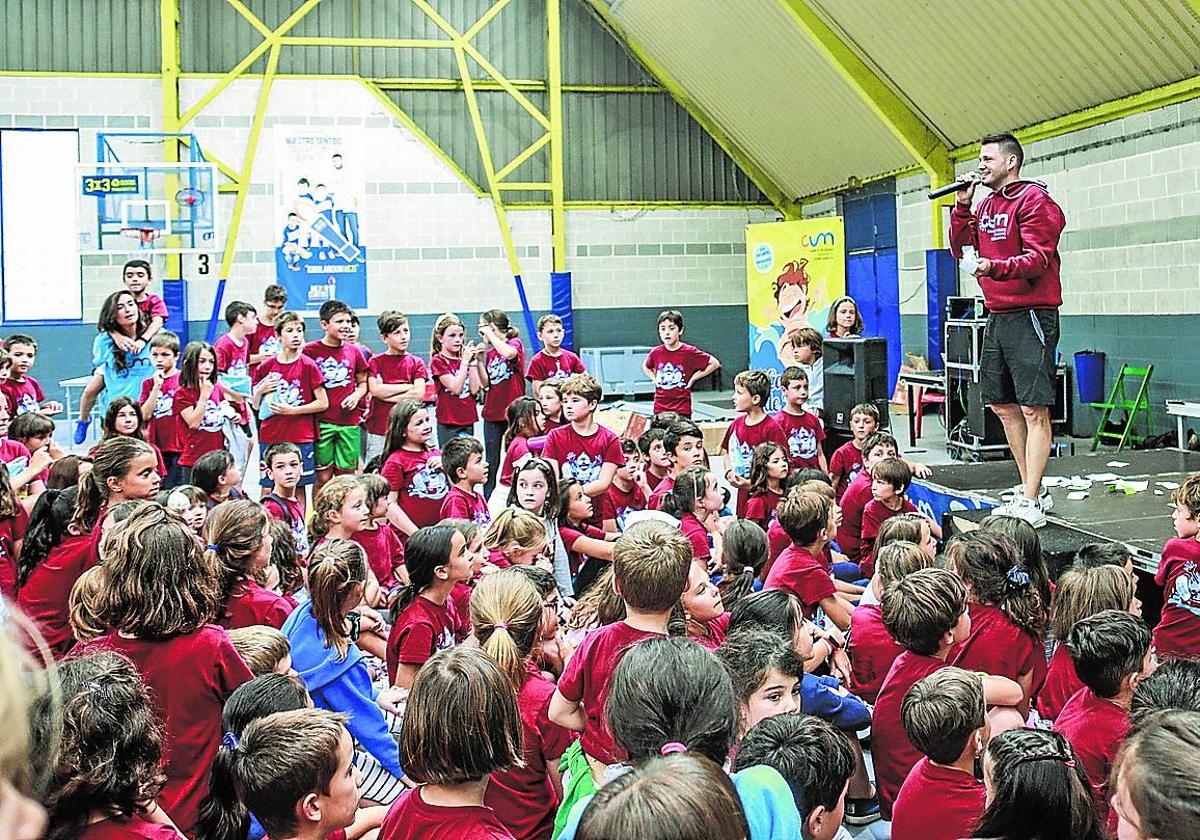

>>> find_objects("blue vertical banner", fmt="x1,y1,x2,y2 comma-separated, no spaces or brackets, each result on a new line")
550,271,574,351
274,129,367,309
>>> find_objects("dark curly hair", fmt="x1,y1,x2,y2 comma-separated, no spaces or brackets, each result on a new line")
42,651,166,840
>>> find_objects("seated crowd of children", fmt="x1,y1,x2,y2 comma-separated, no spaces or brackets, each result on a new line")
3,277,1200,840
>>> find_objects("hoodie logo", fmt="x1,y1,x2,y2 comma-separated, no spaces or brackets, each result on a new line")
979,210,1010,241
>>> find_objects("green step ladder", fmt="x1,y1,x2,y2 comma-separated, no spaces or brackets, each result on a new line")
1090,364,1154,452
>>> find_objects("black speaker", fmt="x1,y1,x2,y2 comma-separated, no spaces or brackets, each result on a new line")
824,337,890,432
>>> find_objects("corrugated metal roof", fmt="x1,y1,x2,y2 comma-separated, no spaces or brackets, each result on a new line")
608,0,916,200
0,0,160,73
810,0,1200,147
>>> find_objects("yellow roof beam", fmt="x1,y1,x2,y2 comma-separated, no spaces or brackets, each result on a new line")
587,0,800,217
778,0,951,182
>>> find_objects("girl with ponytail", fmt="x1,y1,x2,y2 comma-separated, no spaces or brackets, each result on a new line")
16,436,161,655
717,519,768,612
472,569,573,840
282,539,408,804
205,499,292,630
945,529,1051,715
196,709,362,840
661,466,725,569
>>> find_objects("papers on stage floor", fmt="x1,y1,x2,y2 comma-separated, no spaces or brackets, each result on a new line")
1086,473,1120,482
1043,475,1093,491
1107,479,1149,495
1106,461,1130,468
1067,490,1090,501
1157,481,1181,490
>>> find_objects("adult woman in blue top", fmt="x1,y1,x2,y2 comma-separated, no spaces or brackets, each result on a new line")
76,290,154,438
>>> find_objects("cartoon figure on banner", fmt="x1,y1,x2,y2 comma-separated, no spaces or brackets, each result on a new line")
751,258,818,371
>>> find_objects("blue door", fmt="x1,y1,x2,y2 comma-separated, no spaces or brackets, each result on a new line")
843,181,901,395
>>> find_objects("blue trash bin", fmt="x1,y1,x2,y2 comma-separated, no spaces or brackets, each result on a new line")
1075,351,1106,404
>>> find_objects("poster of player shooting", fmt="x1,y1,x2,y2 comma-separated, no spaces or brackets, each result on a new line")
746,217,845,411
273,128,368,308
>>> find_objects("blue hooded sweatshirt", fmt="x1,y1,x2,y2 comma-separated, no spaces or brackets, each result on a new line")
282,600,404,780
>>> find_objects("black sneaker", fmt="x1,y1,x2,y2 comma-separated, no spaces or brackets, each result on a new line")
843,796,881,826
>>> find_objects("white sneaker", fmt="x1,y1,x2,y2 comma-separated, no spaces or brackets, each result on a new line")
1005,497,1047,528
999,484,1053,511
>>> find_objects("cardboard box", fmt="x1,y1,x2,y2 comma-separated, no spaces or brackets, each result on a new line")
697,420,732,455
594,408,648,440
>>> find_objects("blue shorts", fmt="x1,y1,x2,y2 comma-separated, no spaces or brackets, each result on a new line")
259,441,315,489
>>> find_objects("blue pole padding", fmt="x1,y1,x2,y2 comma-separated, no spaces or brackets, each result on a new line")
512,274,540,352
925,249,958,365
550,271,573,350
205,277,227,344
162,278,189,343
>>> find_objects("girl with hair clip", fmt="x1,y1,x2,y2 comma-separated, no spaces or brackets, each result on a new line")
172,341,231,481
970,728,1104,840
81,503,252,835
979,512,1054,619
16,436,160,655
353,473,408,596
197,709,368,840
825,295,864,338
745,442,789,531
1037,563,1140,722
557,478,617,597
206,499,293,630
661,466,725,571
478,309,526,499
945,530,1051,715
386,524,470,689
718,519,768,612
1112,709,1200,840
472,570,574,840
498,396,544,489
190,450,244,508
379,647,522,840
282,539,410,804
508,458,573,597
428,313,484,446
574,753,749,840
39,650,182,840
93,395,166,477
682,560,728,650
380,398,449,538
484,507,550,568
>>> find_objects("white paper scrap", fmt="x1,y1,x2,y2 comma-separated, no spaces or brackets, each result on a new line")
1157,481,1181,490
1086,473,1120,482
1106,461,1130,468
1067,491,1089,501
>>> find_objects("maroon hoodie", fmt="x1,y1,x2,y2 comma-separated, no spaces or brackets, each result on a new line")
949,180,1066,312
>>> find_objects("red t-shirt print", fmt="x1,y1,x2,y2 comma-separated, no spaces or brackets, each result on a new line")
542,424,622,485
303,340,370,426
381,448,450,531
253,354,324,444
365,353,429,436
645,343,711,415
526,348,584,383
773,408,825,469
429,353,479,427
1153,537,1200,659
482,338,526,423
140,373,182,454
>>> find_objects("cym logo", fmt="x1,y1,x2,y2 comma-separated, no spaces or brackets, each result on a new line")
802,232,836,248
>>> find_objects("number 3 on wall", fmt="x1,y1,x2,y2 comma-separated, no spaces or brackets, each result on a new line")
198,254,210,275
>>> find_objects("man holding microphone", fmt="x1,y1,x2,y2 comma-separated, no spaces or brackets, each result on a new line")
949,132,1067,527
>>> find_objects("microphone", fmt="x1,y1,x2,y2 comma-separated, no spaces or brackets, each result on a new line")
928,167,985,200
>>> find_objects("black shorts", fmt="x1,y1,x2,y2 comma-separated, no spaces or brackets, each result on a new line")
981,309,1059,407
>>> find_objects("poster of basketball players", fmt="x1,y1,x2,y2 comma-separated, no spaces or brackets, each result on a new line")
273,129,368,308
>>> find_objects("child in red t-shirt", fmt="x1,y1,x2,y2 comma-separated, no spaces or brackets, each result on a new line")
477,309,526,499
472,571,574,840
549,521,692,767
2,333,62,416
660,466,725,570
365,310,429,463
873,567,1023,821
439,435,492,529
1153,474,1200,659
945,530,1050,715
764,490,853,631
834,431,898,563
536,380,565,433
745,442,789,531
637,426,671,491
602,438,647,532
557,479,617,595
1054,610,1154,829
542,373,622,514
207,499,293,631
139,331,183,487
379,647,523,840
0,450,27,601
387,524,472,689
260,441,311,557
380,400,449,537
92,397,166,477
252,311,327,491
199,707,364,840
722,370,787,517
308,477,384,616
213,300,257,431
774,365,827,473
80,505,252,834
354,473,407,594
847,541,931,704
304,301,370,492
828,402,880,500
246,283,288,373
172,340,230,478
526,313,585,389
891,667,988,840
498,397,544,490
642,309,720,418
647,420,705,510
860,458,941,576
428,312,484,442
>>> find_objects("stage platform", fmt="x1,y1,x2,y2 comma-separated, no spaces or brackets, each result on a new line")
918,449,1200,576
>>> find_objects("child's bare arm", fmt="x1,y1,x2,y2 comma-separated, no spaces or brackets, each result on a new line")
981,673,1024,707
688,355,721,388
548,689,588,732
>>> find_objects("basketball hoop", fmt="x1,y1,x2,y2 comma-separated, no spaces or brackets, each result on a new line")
120,227,164,249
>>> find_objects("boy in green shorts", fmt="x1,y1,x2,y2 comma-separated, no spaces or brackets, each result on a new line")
302,299,369,494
